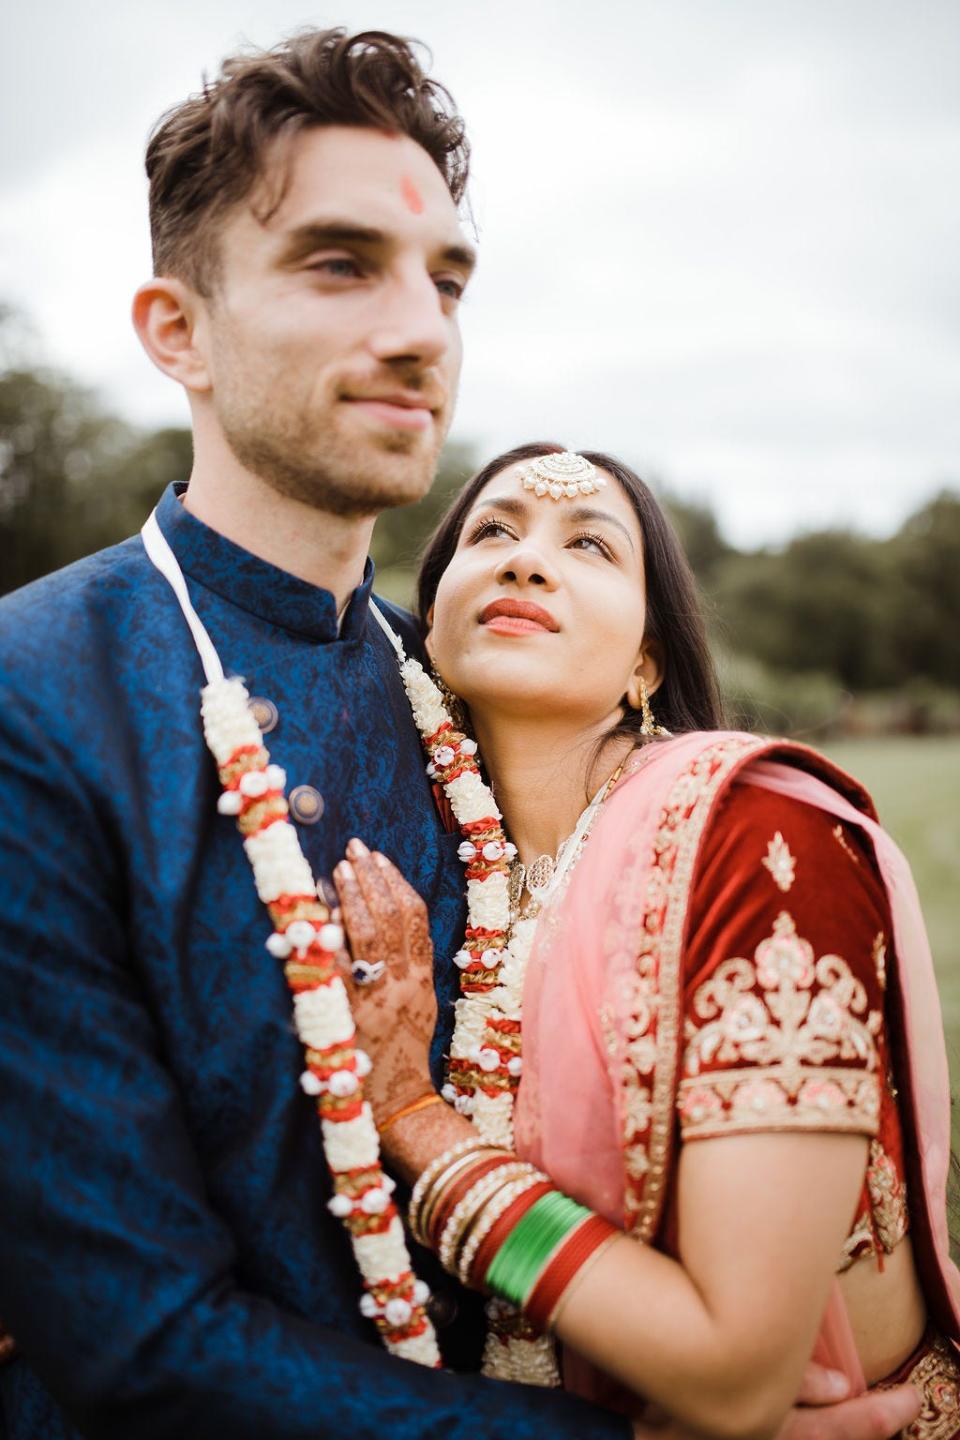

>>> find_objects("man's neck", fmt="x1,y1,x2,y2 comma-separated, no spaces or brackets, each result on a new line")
182,452,374,614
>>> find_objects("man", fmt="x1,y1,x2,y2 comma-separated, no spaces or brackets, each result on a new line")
0,28,919,1440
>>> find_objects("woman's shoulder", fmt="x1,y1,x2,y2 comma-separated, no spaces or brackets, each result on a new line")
679,773,891,1144
632,728,878,822
691,768,888,961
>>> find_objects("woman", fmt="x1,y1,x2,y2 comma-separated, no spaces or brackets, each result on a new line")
334,443,959,1438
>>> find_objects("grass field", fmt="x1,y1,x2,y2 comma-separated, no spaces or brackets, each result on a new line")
823,736,960,1113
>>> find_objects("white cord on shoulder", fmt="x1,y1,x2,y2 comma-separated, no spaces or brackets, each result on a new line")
141,511,225,686
367,599,407,661
143,509,409,684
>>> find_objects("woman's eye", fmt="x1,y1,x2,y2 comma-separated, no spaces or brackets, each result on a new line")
569,530,612,557
468,518,514,543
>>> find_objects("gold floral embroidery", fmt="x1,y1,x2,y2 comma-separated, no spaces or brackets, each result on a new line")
879,1333,960,1439
838,1209,875,1272
833,823,861,864
618,736,765,1237
867,1136,909,1251
762,831,796,893
679,911,882,1139
873,931,887,991
837,1141,909,1270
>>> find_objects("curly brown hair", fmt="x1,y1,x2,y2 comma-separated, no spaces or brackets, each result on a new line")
145,28,470,294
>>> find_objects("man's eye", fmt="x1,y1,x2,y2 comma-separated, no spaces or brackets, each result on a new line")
435,276,465,301
310,257,362,278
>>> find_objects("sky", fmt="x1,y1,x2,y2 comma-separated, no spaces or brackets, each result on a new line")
2,0,958,547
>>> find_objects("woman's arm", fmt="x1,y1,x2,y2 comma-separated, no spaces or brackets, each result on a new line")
384,1098,865,1440
552,1131,866,1439
335,840,917,1440
385,1103,916,1440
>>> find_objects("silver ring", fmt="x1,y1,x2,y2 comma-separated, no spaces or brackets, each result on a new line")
351,959,386,986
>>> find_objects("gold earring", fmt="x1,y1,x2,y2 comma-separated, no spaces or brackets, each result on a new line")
431,664,469,732
637,677,670,738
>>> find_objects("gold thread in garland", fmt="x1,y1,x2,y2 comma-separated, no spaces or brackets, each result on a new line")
485,1191,593,1308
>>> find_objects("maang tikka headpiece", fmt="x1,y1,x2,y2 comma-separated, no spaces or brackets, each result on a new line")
517,450,607,501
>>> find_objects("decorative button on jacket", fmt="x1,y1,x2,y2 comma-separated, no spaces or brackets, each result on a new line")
0,485,625,1440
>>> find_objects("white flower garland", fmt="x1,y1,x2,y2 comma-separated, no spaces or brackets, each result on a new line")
392,652,562,1387
143,508,572,1385
141,516,440,1368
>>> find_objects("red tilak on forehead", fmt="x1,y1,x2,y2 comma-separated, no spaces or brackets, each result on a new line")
400,174,425,214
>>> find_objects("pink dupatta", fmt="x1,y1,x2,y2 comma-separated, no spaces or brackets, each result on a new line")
513,731,960,1397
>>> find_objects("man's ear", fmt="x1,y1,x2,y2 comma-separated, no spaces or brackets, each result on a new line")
625,642,664,710
131,277,212,393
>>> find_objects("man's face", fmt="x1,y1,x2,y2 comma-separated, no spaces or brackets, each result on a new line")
200,126,474,517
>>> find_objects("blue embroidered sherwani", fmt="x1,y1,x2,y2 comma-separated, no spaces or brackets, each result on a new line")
0,485,626,1440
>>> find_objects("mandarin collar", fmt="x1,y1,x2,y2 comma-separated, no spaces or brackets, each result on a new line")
155,483,375,644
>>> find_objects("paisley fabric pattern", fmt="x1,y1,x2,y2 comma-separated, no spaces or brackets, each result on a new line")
0,485,625,1440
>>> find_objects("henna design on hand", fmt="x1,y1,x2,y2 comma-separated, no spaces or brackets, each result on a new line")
333,843,439,1125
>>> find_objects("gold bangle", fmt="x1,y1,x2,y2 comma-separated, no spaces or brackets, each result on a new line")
415,1147,502,1247
417,1140,500,1244
378,1092,444,1137
409,1138,491,1233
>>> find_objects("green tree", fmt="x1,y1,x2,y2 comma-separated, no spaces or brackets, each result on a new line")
369,439,478,607
889,491,960,689
1,320,191,596
714,530,902,691
663,494,733,590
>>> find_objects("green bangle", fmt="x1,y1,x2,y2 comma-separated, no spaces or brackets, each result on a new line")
485,1190,591,1308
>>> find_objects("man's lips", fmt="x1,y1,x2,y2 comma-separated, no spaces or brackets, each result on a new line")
479,598,559,634
343,394,437,432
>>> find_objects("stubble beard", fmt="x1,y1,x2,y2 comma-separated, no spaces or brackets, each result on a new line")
216,365,447,520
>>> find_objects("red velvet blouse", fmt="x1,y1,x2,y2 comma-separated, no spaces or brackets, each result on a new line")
661,778,908,1271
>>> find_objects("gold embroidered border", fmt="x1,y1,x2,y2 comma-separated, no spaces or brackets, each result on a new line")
879,1333,960,1440
678,1065,881,1140
621,736,766,1239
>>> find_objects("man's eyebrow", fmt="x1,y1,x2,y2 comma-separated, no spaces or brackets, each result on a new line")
277,221,477,274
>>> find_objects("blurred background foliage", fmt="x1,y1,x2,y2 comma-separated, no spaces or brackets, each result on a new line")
3,305,957,745
2,305,958,1105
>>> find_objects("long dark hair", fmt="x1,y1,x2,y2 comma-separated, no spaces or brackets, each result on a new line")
417,442,725,742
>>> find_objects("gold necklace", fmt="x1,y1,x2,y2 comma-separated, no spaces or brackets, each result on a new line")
507,758,627,921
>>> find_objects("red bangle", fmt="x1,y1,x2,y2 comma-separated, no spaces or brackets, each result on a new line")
469,1179,554,1288
524,1213,618,1331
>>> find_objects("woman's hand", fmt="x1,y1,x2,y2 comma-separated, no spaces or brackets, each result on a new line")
632,1369,921,1439
333,838,438,1128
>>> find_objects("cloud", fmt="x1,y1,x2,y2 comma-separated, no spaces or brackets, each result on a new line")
2,0,958,545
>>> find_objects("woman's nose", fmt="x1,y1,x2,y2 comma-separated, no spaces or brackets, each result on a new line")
495,543,557,589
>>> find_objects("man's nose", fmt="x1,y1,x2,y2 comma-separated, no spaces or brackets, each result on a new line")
367,269,451,369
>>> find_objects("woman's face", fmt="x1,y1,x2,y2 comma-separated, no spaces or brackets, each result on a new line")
429,459,660,729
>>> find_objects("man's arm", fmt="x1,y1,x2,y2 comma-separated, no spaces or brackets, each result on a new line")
0,696,628,1440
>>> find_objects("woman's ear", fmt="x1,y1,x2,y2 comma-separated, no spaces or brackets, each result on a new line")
131,278,212,393
625,643,664,710
423,604,435,659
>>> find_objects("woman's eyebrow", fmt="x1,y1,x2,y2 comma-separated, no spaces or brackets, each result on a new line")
470,495,527,518
565,505,636,553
